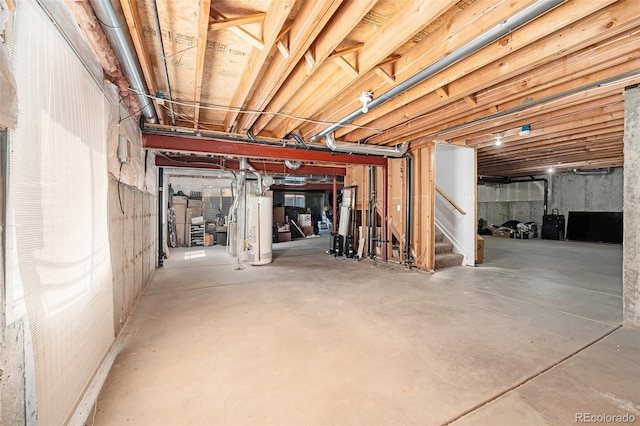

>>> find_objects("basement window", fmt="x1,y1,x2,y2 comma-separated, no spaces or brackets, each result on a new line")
284,193,305,208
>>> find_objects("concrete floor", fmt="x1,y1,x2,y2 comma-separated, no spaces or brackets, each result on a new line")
93,235,639,425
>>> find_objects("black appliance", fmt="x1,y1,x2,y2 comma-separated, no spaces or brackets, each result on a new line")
332,234,344,257
345,235,355,258
541,214,565,240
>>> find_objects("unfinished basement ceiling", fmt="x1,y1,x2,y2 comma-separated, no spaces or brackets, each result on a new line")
110,0,637,177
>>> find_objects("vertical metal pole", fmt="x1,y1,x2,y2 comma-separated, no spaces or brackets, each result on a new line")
157,167,164,267
332,175,337,234
368,166,375,258
404,155,413,268
382,164,388,262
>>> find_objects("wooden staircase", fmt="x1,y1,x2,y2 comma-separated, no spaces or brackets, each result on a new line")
434,231,464,270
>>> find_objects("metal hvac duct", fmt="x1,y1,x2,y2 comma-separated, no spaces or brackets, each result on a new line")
325,132,408,157
573,168,613,176
309,0,564,143
89,0,157,123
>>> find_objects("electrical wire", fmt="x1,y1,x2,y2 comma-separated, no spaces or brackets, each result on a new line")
132,89,384,133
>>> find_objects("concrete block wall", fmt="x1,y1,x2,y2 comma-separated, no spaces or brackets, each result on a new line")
108,176,157,335
550,167,623,219
477,201,545,230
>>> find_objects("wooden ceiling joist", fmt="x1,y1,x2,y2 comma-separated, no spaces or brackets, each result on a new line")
208,11,266,32
250,0,379,135
269,0,460,138
192,0,212,130
335,0,633,142
232,0,344,133
209,7,265,50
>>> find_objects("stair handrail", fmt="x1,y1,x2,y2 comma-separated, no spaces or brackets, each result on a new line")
436,186,466,215
435,218,468,266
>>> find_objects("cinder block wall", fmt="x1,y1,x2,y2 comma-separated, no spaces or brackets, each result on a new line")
108,177,157,335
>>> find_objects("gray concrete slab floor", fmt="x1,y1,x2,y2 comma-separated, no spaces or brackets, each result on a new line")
92,235,639,425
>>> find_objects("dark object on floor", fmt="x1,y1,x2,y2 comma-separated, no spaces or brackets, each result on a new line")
541,214,565,240
567,211,623,244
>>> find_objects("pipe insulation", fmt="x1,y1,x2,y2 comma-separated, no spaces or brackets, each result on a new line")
325,132,408,157
89,0,157,123
309,0,564,143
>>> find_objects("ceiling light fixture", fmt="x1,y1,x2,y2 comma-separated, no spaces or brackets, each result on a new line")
359,91,373,113
494,133,503,146
548,167,554,173
519,124,531,136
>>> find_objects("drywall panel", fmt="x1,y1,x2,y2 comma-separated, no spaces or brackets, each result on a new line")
436,145,475,266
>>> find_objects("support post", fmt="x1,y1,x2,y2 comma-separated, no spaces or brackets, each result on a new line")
332,175,337,234
623,85,640,326
382,165,388,262
157,167,164,267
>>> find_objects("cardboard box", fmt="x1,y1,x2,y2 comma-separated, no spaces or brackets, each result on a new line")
476,235,484,264
186,207,202,224
302,225,314,236
188,199,203,208
175,223,186,246
299,214,312,226
173,205,186,224
191,216,205,225
204,233,214,246
492,229,512,238
273,207,285,224
278,231,291,242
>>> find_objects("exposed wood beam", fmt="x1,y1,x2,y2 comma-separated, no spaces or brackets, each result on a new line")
328,43,364,59
333,0,627,141
464,95,477,107
193,0,213,130
435,86,449,99
303,0,541,140
209,7,264,50
250,0,378,135
208,12,266,31
270,0,459,138
225,0,295,132
304,50,315,71
277,41,290,59
336,57,359,78
375,67,395,85
144,134,388,166
119,0,164,123
276,23,293,59
233,0,344,133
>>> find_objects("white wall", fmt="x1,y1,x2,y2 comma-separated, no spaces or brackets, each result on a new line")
435,145,476,265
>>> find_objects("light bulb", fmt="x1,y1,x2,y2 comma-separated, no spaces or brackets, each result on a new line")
362,105,369,113
495,139,502,146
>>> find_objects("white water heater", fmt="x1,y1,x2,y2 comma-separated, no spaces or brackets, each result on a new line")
248,195,273,265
